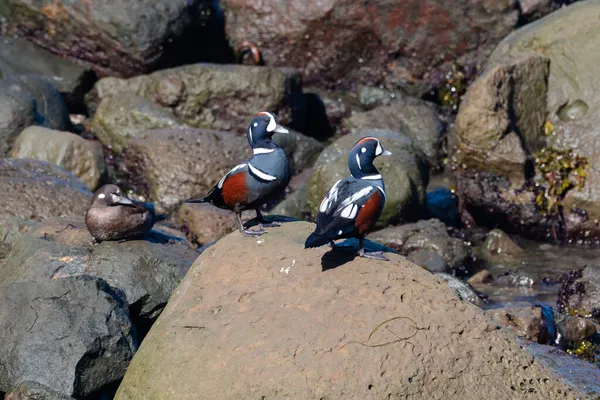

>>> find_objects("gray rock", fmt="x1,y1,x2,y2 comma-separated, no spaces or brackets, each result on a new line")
269,187,312,221
0,82,36,155
343,96,444,167
476,228,526,263
0,0,219,77
306,130,429,226
114,128,250,212
436,273,484,307
89,64,303,133
558,316,597,345
11,126,105,189
559,265,600,318
455,55,549,183
272,129,324,173
1,76,72,132
0,159,92,226
370,219,469,273
92,93,185,154
0,276,136,398
0,36,95,110
486,306,548,342
0,217,197,328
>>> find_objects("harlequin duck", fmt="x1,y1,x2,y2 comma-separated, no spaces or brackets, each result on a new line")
305,137,392,260
185,111,291,236
85,184,160,242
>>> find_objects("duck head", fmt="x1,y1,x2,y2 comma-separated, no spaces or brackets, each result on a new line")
91,184,134,207
347,137,392,180
246,111,288,149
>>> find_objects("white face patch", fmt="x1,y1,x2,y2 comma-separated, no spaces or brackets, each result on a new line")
111,193,120,203
338,230,343,235
266,113,276,132
361,147,366,153
375,141,383,156
253,122,258,127
98,193,105,199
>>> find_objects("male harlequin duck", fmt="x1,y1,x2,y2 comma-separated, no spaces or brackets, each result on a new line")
85,184,160,242
185,111,291,236
305,137,392,260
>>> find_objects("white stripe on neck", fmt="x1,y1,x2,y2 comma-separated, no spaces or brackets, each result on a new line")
355,154,361,170
253,148,275,155
248,163,277,181
361,174,382,180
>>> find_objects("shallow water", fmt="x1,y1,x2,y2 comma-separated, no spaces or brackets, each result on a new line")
473,235,600,310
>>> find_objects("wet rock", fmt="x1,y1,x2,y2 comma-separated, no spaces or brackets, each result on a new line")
343,97,444,168
460,1,600,242
92,93,185,153
4,381,74,400
0,0,223,77
306,130,429,226
407,250,449,273
0,217,197,333
10,126,105,189
477,228,526,262
89,64,303,133
179,203,239,246
0,159,91,226
456,170,563,241
370,219,469,273
220,0,520,92
0,36,96,111
558,316,597,345
114,128,249,212
455,55,549,182
0,82,37,155
468,269,494,285
527,342,600,398
558,266,600,320
487,306,548,342
435,273,484,307
115,221,582,400
0,276,136,398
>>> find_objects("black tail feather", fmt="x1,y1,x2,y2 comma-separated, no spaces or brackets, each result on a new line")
185,196,209,204
304,231,332,249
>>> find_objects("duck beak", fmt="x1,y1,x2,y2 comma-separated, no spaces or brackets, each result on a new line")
382,150,392,156
273,124,289,134
117,197,134,205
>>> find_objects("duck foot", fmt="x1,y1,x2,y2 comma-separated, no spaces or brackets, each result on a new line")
259,221,281,228
241,227,267,237
358,248,389,261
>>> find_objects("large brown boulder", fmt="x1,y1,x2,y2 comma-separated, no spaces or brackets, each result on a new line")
115,222,583,400
0,0,220,77
220,0,520,91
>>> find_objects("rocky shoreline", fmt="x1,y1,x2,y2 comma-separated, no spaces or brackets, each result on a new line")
1,1,599,399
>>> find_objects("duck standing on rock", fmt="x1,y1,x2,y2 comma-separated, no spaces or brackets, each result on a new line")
86,184,161,242
185,111,291,236
305,137,391,260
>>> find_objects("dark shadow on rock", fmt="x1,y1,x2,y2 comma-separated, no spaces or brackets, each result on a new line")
155,0,236,71
321,238,397,271
289,92,334,140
